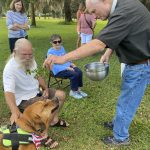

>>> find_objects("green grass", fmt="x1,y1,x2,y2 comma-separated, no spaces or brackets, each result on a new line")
0,18,150,150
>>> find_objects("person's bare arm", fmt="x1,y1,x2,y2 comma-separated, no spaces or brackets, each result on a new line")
4,92,22,124
76,10,80,22
37,76,49,98
17,23,30,30
9,23,20,30
10,23,29,31
77,21,80,34
100,48,113,63
43,39,106,69
65,39,105,60
37,76,47,90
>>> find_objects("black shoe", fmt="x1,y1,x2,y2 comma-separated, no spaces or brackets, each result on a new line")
104,122,113,130
101,136,130,146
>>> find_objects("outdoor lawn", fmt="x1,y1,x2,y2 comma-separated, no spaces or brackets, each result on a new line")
0,18,150,150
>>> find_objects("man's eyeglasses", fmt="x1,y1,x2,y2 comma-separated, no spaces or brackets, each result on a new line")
52,40,61,44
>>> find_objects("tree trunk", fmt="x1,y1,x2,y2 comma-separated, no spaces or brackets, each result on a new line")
64,0,72,22
30,2,36,26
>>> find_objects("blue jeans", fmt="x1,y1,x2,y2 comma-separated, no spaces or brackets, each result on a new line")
55,67,83,91
113,63,150,141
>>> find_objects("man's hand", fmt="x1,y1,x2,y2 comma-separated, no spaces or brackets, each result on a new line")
43,55,66,69
10,109,22,125
100,54,110,63
100,48,113,63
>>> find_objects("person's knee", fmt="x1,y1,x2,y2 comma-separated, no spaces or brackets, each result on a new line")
71,72,79,80
55,90,66,102
78,69,83,76
75,68,82,77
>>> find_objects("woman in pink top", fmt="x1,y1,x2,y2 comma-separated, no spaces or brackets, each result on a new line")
78,10,96,46
76,2,86,48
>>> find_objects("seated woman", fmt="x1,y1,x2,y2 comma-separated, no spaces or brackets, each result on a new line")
47,34,88,99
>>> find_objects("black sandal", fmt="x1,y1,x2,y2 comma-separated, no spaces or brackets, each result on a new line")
51,119,69,127
41,136,58,149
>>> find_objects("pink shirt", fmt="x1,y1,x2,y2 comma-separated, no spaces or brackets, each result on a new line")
79,13,96,34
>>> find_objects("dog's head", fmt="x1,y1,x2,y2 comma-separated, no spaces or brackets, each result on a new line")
16,99,59,136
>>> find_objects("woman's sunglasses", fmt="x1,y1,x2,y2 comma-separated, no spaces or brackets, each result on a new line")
52,40,61,44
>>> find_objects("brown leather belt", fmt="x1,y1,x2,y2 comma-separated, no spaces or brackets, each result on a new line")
130,59,150,65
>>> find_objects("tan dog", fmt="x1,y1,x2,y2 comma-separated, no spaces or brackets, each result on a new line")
0,99,59,150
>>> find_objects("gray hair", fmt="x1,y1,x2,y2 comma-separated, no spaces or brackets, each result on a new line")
50,34,62,42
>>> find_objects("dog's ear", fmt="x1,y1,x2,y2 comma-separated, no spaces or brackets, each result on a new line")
16,115,46,135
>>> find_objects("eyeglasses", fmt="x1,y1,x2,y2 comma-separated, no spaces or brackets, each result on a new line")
52,40,61,44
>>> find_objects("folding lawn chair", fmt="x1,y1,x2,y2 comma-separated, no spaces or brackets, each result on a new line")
47,71,70,89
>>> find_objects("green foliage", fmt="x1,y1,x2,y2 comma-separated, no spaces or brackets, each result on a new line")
42,4,49,14
71,0,80,18
0,18,150,150
70,0,85,19
25,68,47,79
140,0,150,11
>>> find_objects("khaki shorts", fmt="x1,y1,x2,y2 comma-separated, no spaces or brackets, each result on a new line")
18,88,56,113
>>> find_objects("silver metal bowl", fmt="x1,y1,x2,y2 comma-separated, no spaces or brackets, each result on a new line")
84,62,109,81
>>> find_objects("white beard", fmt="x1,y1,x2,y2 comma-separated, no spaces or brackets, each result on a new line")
15,56,36,71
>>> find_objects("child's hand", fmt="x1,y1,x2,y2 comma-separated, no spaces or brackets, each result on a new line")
67,67,74,71
70,63,76,68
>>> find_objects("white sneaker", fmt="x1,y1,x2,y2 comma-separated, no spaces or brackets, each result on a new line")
69,90,83,99
79,91,88,97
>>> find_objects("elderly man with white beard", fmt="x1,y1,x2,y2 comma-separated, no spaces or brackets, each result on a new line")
3,38,69,129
